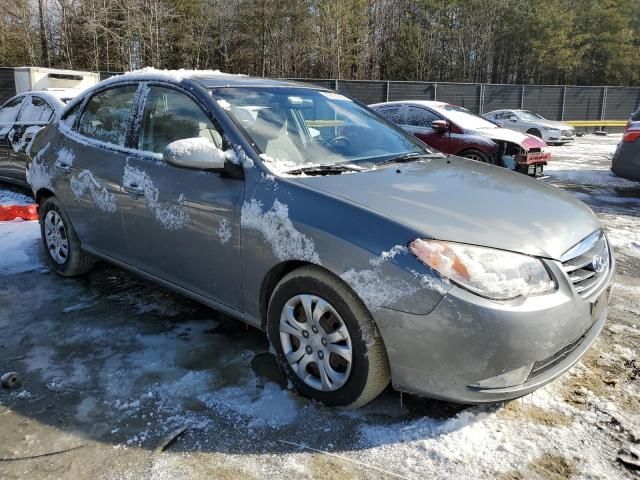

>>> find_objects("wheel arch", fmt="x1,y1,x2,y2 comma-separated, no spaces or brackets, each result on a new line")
35,188,55,208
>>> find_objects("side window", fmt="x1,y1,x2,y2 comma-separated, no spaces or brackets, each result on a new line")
78,85,138,147
18,96,54,124
405,107,439,127
61,102,82,129
0,97,24,124
377,106,404,125
138,86,222,154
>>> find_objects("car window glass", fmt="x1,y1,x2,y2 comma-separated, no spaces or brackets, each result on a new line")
405,106,439,127
78,86,138,146
139,86,222,154
377,106,404,124
0,97,24,124
18,96,54,123
61,102,82,129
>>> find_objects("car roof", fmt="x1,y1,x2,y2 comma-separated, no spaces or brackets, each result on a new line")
370,100,449,108
94,68,323,91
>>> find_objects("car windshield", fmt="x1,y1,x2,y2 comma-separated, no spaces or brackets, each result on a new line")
518,110,545,121
431,104,498,130
209,87,428,172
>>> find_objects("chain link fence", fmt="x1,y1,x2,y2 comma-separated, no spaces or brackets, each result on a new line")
2,68,639,124
290,79,640,123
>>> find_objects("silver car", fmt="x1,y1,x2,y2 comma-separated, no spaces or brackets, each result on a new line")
484,109,576,144
26,71,614,407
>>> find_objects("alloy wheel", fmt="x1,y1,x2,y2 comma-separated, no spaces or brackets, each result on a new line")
44,210,69,265
279,294,353,391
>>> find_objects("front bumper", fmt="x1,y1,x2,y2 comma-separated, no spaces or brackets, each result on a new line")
374,249,614,404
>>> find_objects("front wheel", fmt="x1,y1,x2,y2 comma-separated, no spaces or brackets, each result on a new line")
267,266,390,408
460,149,490,163
39,196,94,276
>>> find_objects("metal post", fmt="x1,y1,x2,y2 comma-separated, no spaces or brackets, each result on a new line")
479,84,485,115
601,86,608,121
386,81,390,102
434,82,438,101
520,84,525,109
335,79,339,92
561,85,567,121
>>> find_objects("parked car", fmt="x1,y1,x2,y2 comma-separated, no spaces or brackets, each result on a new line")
611,105,640,181
27,70,613,407
483,109,576,145
0,89,78,186
370,101,550,176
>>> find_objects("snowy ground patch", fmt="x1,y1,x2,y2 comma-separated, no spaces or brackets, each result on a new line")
0,220,43,275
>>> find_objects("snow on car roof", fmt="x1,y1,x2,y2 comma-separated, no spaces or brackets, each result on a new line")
369,100,449,108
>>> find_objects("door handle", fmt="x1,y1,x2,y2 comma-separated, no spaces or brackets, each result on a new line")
54,163,71,173
123,183,144,197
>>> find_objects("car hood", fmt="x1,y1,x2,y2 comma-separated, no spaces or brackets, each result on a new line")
534,119,573,130
471,127,547,149
295,157,600,260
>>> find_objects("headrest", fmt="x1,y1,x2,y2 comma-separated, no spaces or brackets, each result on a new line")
255,107,286,140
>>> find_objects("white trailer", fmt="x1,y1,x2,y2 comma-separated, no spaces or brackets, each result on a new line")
13,67,99,95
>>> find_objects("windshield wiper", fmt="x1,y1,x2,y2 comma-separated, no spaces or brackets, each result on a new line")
286,164,365,176
377,152,442,167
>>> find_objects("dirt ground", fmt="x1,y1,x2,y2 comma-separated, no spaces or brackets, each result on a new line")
0,135,638,479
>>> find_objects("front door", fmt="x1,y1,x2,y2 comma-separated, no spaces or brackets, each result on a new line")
402,106,452,154
53,85,139,259
120,83,244,310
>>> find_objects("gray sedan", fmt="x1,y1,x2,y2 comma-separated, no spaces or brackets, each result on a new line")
26,70,614,407
484,109,576,144
612,106,640,181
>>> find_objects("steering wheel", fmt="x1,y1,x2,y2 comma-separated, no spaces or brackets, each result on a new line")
328,135,352,148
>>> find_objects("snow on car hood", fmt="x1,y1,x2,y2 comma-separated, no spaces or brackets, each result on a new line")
472,127,547,150
295,157,600,260
534,119,573,130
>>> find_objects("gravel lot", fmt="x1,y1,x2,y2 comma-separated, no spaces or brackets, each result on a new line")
0,134,638,479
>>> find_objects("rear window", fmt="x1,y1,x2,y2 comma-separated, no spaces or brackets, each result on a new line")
433,104,498,130
0,97,24,124
18,96,54,123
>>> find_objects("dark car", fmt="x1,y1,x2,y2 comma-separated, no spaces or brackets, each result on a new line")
611,105,640,182
0,90,77,186
370,100,551,176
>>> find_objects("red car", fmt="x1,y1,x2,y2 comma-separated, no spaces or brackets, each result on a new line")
370,101,550,176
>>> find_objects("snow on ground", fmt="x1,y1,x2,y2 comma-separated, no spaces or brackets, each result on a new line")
0,134,639,479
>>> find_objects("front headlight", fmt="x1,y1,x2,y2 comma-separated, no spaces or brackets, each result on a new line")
543,127,559,132
409,240,556,300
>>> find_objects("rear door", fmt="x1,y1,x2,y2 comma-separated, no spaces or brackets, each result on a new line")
402,106,452,153
0,96,26,183
9,95,55,183
53,84,139,259
120,83,244,310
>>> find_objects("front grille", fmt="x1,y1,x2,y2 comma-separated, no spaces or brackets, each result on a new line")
561,230,610,298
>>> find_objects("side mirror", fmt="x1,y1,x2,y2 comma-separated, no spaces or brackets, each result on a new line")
432,120,449,133
163,138,226,170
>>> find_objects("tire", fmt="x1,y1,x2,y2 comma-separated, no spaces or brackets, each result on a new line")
39,196,94,276
267,265,390,408
460,149,489,163
527,128,542,138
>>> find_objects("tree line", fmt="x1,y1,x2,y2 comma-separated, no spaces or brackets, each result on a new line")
1,0,639,86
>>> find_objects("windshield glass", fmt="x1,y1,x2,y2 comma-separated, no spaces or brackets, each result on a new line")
517,110,545,121
209,87,428,172
432,104,498,130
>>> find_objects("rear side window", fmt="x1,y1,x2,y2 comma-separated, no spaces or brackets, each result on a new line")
78,86,138,147
0,97,24,124
61,102,82,129
377,106,404,125
18,96,54,123
138,86,221,154
405,107,439,127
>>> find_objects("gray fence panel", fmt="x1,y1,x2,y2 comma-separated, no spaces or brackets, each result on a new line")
605,87,640,120
563,87,603,121
335,80,387,105
483,84,522,113
436,83,481,113
523,86,564,120
288,78,337,90
388,82,435,102
0,68,16,105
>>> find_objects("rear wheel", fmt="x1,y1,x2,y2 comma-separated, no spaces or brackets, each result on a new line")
267,266,390,408
460,149,490,163
39,196,94,276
